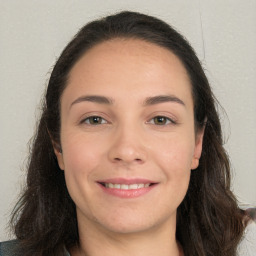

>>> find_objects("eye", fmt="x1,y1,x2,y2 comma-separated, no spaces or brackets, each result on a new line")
82,116,107,125
148,116,175,125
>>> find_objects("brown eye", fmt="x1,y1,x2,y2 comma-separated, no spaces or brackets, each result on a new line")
148,116,174,125
83,116,107,125
154,116,168,125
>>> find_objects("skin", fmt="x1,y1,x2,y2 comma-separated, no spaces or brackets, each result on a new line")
54,38,204,256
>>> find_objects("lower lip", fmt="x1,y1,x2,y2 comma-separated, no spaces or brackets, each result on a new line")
98,183,156,198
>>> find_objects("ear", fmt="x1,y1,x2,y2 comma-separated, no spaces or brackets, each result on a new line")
191,125,205,170
52,140,65,171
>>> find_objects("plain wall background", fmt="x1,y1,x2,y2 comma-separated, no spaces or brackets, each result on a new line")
0,0,255,241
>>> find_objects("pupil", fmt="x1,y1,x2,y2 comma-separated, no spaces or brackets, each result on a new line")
155,116,166,125
91,117,101,124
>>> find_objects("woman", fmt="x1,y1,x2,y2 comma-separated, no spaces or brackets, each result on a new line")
0,11,255,256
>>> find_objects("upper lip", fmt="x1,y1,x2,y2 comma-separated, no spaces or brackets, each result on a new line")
97,178,157,185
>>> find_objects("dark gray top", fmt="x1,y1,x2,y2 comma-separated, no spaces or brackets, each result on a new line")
0,240,70,256
0,240,19,256
1,222,255,256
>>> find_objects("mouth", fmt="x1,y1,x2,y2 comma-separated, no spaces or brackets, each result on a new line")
98,182,155,190
97,179,158,198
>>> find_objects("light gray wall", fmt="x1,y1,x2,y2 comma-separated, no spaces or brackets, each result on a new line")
1,0,255,241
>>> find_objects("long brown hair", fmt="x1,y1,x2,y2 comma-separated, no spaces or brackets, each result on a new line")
11,11,245,256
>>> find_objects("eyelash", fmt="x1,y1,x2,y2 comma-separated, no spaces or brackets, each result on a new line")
147,116,176,125
81,116,108,125
80,115,176,126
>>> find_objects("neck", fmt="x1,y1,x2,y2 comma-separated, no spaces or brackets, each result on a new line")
70,215,183,256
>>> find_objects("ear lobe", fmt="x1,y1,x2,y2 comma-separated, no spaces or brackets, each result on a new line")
47,128,65,170
52,141,65,170
191,126,205,170
191,157,199,170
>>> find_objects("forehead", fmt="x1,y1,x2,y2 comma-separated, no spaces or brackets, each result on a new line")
63,38,193,107
70,38,189,78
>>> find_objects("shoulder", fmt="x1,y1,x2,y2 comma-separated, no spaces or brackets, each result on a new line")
0,240,71,256
237,220,256,256
0,240,20,256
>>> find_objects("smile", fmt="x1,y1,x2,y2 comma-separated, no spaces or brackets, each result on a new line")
103,183,150,189
97,179,157,198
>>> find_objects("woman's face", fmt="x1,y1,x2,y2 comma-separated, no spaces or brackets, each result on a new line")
55,39,204,235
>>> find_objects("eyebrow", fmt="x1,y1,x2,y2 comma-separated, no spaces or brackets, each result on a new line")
70,94,185,109
143,95,185,106
70,95,114,109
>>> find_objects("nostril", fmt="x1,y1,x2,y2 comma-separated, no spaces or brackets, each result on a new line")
113,157,143,163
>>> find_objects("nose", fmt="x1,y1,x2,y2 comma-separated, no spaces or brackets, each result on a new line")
108,125,147,165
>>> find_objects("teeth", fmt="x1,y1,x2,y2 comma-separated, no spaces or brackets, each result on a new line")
129,184,138,189
114,184,121,189
104,183,150,190
121,184,129,189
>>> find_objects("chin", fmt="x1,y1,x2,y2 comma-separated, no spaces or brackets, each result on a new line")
101,221,155,234
95,210,175,235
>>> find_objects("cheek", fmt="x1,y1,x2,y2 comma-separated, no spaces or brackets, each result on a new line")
159,147,192,186
152,135,194,192
60,132,104,191
60,133,108,214
148,137,193,212
153,134,195,171
62,132,101,169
